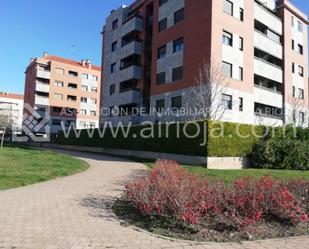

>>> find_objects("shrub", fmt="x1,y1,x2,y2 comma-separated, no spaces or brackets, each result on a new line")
250,138,309,170
126,160,308,230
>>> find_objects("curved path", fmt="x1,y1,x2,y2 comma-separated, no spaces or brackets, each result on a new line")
0,149,308,249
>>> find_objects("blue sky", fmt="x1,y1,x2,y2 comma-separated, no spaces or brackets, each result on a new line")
0,0,307,95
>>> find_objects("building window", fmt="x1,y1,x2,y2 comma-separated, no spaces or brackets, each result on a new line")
299,88,304,99
81,85,88,91
222,61,233,77
292,40,295,50
298,44,303,55
174,8,184,24
91,75,98,81
159,0,168,6
112,41,117,52
224,0,233,16
91,87,97,93
239,67,243,81
298,66,304,77
55,81,64,87
299,112,305,123
90,98,97,104
110,84,116,95
292,63,295,73
80,109,87,115
221,94,232,110
81,97,87,103
90,110,96,116
222,30,233,46
67,95,77,102
239,8,244,21
157,45,167,59
172,66,183,81
111,63,117,73
52,119,61,126
239,97,243,111
68,71,78,77
82,73,88,79
173,38,184,53
68,83,77,89
156,99,165,113
298,21,303,32
55,68,64,75
112,19,118,30
239,37,244,51
171,96,182,110
292,86,296,97
157,72,166,85
291,16,294,27
54,93,63,100
158,18,167,32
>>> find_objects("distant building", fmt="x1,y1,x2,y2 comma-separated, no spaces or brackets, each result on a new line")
100,0,308,127
24,52,102,135
0,92,24,132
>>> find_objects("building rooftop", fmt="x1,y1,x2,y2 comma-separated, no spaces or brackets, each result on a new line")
0,92,24,100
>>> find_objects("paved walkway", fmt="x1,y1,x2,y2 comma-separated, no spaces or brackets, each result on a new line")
0,149,309,249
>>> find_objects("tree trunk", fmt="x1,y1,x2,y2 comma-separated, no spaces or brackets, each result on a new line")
0,128,6,149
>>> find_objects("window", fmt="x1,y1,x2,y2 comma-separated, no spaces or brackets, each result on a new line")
80,109,87,115
292,40,295,50
55,68,64,75
239,67,243,81
292,16,294,27
110,84,116,95
81,85,88,91
90,98,97,104
68,71,78,77
298,44,303,55
299,112,305,123
173,38,184,53
91,87,97,93
82,73,88,79
112,41,117,52
292,63,295,73
174,8,184,24
111,63,117,73
52,119,61,126
67,95,77,102
157,45,167,59
239,97,243,111
298,66,304,77
52,107,62,113
298,21,303,32
239,37,244,51
172,66,183,81
239,8,244,21
156,99,165,113
221,94,232,110
54,93,63,100
81,97,87,103
157,72,166,85
68,83,77,89
224,0,233,16
292,86,296,97
55,81,64,87
91,75,98,81
299,89,304,99
90,110,96,116
171,96,182,109
112,19,118,30
158,18,167,32
223,31,233,46
159,0,168,6
222,61,232,77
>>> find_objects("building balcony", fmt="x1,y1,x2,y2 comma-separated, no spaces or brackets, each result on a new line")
108,89,141,106
254,2,282,35
111,65,142,83
254,85,283,108
121,41,143,58
254,58,283,83
122,16,143,36
36,69,51,79
35,82,50,93
35,95,49,106
254,31,282,59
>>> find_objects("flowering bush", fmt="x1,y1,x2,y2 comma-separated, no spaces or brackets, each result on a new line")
125,160,308,230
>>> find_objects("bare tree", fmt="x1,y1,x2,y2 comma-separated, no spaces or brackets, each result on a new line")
0,114,15,149
286,96,308,127
185,60,231,121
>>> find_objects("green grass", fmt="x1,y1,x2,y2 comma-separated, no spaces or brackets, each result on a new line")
0,146,88,190
128,157,309,183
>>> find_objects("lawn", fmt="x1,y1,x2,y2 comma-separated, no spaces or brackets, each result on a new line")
130,157,309,183
0,146,88,190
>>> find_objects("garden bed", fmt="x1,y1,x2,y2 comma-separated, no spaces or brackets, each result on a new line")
114,160,309,242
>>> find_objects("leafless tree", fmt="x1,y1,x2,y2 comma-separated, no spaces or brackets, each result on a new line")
185,60,231,121
0,114,15,148
286,96,308,127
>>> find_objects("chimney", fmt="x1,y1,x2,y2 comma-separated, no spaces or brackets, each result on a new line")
43,52,48,57
30,57,35,63
86,59,92,69
81,59,87,66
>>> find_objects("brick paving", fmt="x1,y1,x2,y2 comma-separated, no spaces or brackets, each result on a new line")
0,149,308,249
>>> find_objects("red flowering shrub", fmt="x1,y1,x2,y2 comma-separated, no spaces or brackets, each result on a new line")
125,160,308,230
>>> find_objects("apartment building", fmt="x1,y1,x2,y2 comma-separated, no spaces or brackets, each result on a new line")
0,92,24,132
101,0,308,127
24,53,101,134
